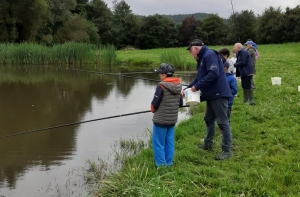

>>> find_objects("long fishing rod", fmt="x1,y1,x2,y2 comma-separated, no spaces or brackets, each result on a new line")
230,0,241,42
36,65,190,86
0,105,190,139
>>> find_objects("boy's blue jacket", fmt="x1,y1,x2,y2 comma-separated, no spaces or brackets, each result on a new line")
226,73,238,108
186,46,232,101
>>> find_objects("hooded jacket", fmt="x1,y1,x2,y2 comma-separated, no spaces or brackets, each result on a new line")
151,78,182,127
226,72,238,108
246,46,257,74
186,46,232,101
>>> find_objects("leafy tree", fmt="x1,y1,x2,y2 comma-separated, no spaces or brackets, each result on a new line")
227,10,257,44
0,0,48,42
55,14,99,43
178,15,199,46
86,0,115,45
282,5,300,42
112,0,140,48
256,7,284,44
198,14,227,45
136,14,178,49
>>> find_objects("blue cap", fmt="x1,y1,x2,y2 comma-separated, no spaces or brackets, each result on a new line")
244,41,254,45
224,61,230,68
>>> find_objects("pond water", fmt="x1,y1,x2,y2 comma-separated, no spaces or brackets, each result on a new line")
0,66,196,197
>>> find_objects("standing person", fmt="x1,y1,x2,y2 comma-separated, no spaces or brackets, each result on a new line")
233,43,255,105
151,63,183,168
245,40,257,89
184,39,233,160
219,48,235,74
230,50,238,97
224,61,238,121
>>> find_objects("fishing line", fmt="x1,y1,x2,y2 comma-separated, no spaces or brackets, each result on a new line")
0,105,190,139
30,65,190,86
230,0,241,42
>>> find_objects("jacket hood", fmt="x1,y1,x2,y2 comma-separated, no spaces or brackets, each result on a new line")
160,78,182,95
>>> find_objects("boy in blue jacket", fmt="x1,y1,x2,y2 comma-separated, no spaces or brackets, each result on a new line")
224,61,238,121
151,63,183,168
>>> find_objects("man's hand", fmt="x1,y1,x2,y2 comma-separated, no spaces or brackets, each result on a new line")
191,86,196,92
181,89,185,97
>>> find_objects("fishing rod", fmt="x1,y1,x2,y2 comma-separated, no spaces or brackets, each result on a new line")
0,105,190,139
34,65,190,86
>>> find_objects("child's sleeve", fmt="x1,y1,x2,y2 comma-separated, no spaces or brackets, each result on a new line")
150,85,164,113
231,77,238,96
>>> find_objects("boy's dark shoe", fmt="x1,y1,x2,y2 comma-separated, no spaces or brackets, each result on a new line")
199,143,213,151
215,151,232,160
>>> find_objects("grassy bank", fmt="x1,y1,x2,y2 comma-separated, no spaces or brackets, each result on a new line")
0,42,116,66
87,43,300,196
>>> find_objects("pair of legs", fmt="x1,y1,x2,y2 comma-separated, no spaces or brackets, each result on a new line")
152,124,175,167
203,98,232,154
241,75,255,105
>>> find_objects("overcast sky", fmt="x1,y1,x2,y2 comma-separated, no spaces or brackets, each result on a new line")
104,0,299,18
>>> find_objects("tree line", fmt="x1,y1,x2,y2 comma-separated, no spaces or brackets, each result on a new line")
0,0,299,49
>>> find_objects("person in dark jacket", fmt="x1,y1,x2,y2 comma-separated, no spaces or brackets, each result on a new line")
245,40,257,89
151,63,183,168
233,43,255,105
183,39,233,160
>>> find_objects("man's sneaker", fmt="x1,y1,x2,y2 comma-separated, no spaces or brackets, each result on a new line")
215,151,232,160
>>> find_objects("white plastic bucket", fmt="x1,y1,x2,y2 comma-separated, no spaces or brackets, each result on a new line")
184,88,200,105
271,77,281,85
298,86,300,92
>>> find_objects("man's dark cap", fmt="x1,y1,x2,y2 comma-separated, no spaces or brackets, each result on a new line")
187,39,204,50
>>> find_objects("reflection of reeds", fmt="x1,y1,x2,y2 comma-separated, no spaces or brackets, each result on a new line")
0,42,116,66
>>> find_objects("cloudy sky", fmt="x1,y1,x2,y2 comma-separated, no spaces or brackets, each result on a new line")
104,0,299,18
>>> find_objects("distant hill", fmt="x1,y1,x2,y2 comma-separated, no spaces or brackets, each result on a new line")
136,12,210,24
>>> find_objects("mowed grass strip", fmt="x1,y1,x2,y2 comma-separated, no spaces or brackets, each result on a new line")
92,43,300,197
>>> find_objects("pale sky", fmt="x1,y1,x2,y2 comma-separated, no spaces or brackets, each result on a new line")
104,0,299,18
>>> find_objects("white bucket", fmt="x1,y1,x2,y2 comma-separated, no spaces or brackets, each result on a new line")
298,86,300,92
271,77,281,85
184,88,200,105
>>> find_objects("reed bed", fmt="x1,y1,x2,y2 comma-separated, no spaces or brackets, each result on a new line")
160,48,193,70
0,42,116,66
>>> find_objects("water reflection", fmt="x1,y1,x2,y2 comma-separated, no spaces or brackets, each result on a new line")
0,66,195,196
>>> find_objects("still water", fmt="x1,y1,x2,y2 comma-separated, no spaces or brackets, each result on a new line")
0,66,195,197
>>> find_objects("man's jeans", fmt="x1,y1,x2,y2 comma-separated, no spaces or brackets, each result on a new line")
204,97,232,152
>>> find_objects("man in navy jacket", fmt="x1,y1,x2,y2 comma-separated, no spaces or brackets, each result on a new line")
184,39,233,160
233,43,255,105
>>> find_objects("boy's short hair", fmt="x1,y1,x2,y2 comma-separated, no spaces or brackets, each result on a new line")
219,48,230,57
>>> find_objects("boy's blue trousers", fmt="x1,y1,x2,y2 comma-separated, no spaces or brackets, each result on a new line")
152,124,175,167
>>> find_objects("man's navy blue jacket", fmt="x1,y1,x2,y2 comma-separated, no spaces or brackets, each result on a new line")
234,48,254,76
186,46,232,102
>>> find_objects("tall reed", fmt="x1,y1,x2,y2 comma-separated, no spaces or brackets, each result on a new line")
0,42,116,66
98,45,116,65
160,48,192,70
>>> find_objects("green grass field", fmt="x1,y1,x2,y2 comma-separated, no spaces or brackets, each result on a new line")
89,43,300,196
